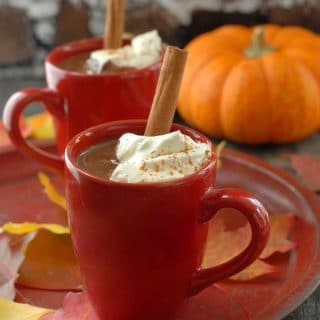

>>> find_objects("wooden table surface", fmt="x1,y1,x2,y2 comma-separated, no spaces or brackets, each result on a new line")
0,77,319,319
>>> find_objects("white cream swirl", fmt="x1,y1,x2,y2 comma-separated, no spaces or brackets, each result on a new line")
110,131,211,183
87,30,162,73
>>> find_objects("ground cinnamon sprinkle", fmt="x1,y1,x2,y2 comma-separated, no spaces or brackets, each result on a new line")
139,161,147,171
183,136,189,152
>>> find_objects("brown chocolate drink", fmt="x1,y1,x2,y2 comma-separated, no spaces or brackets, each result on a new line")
77,139,119,179
58,51,135,74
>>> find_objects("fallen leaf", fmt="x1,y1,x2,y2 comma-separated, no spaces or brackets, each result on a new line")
0,222,69,235
260,214,296,259
202,214,295,281
41,292,98,320
0,112,54,148
26,112,55,140
0,234,35,300
0,123,11,146
216,140,227,169
202,219,278,280
203,218,249,266
1,174,79,291
18,230,81,291
0,120,31,147
0,222,80,291
0,297,53,320
38,173,67,210
230,260,280,281
290,154,320,192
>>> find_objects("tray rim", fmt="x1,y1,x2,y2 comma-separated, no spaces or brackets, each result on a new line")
220,149,320,320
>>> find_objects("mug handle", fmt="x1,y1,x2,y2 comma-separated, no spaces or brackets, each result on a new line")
188,188,270,296
3,88,65,175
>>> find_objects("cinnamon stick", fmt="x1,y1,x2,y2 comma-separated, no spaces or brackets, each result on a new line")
103,0,125,49
144,46,188,136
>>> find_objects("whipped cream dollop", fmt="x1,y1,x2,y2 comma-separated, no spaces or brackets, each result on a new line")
87,30,162,74
110,131,211,183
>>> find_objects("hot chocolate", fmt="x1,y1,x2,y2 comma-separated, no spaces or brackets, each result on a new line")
77,139,119,179
58,52,135,74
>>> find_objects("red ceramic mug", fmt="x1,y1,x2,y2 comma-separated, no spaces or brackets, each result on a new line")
2,38,162,174
63,120,270,320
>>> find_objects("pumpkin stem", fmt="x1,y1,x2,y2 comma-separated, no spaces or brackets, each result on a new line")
244,27,275,58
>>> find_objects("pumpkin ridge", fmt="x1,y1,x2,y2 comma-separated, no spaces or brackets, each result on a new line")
204,25,251,49
218,55,246,137
260,54,277,143
288,56,320,139
283,48,320,88
263,52,320,142
180,49,240,124
221,57,273,144
189,53,243,137
271,26,320,48
185,56,220,125
179,33,244,124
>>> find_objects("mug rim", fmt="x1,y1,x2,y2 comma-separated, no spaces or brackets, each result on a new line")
65,119,216,188
46,37,164,79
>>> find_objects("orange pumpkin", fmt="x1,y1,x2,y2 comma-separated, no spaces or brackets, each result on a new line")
178,25,320,144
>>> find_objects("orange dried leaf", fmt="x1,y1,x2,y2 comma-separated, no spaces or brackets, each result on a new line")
202,219,278,280
18,230,81,291
290,154,320,192
38,173,67,210
0,123,11,147
230,260,279,281
260,214,296,259
202,214,295,281
1,221,79,291
202,218,250,266
0,120,31,147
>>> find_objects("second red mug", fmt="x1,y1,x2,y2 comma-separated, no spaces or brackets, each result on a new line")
2,38,162,174
63,120,270,320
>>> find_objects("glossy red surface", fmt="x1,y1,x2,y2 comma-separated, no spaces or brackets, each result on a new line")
1,141,318,319
64,120,269,320
2,38,162,175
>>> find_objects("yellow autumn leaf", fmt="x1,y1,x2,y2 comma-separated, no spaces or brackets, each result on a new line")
216,140,227,169
0,298,53,320
0,223,69,235
25,112,55,140
0,221,79,290
38,172,67,210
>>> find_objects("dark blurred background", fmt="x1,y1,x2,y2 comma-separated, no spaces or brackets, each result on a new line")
1,0,320,113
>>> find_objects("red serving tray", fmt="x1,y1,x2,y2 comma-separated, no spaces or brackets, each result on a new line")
0,142,319,320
